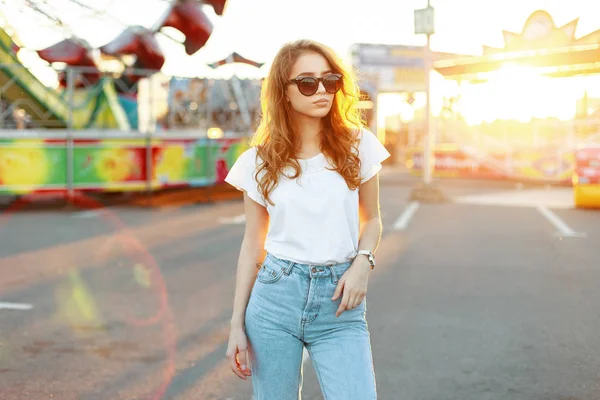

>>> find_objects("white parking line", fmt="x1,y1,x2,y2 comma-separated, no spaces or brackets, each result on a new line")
0,302,33,311
219,214,246,224
453,188,574,209
393,201,420,231
72,210,102,219
536,206,586,238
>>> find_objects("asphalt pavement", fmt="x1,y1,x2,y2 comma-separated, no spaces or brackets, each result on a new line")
1,168,599,400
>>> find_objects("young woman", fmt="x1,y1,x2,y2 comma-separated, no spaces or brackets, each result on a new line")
224,39,389,400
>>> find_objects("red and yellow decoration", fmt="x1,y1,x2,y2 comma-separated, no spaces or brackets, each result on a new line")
0,135,248,195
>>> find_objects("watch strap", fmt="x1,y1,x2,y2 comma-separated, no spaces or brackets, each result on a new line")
357,250,375,269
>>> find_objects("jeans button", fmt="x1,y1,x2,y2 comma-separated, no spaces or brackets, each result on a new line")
311,267,317,273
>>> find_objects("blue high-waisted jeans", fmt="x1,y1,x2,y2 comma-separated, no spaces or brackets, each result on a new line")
245,253,377,400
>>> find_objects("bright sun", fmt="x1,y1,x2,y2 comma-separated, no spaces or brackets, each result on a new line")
459,64,583,125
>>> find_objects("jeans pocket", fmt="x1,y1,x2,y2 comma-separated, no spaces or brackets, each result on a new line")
256,262,284,284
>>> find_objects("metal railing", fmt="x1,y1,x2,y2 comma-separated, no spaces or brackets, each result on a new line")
399,116,600,183
0,63,259,198
0,63,262,135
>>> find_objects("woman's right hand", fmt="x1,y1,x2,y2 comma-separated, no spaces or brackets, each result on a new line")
226,325,252,380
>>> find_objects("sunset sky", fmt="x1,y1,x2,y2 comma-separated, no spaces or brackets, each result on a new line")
1,0,598,78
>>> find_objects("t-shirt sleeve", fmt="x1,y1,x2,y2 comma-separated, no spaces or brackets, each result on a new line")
358,128,391,183
224,148,267,207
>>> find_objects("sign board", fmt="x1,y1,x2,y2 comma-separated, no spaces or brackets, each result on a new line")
414,6,435,35
351,44,427,93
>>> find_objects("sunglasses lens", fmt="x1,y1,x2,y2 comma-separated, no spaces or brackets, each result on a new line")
297,77,319,96
323,75,342,93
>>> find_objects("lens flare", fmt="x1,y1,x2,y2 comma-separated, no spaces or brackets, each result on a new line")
0,192,177,400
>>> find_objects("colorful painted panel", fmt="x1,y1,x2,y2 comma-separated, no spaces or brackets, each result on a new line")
0,135,249,195
0,138,68,194
407,146,575,184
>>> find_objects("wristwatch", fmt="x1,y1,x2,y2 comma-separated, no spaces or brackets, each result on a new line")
357,250,376,269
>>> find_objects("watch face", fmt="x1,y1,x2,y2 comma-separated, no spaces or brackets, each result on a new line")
358,251,375,266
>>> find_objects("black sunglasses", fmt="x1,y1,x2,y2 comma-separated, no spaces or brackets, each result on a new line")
288,73,343,96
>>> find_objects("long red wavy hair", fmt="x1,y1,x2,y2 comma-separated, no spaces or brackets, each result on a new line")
251,39,365,206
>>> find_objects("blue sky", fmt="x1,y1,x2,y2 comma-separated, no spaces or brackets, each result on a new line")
1,0,599,78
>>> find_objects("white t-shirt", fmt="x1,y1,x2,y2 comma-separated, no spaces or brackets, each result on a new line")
224,128,390,265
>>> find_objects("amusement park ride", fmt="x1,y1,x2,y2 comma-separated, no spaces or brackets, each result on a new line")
0,0,258,131
36,0,226,82
0,3,598,208
0,0,262,197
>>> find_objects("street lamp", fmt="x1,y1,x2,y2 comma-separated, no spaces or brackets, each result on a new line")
411,0,446,202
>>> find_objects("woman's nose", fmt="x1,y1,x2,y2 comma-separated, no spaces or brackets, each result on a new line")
315,80,327,94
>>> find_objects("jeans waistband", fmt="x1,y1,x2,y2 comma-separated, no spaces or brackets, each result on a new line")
264,253,353,283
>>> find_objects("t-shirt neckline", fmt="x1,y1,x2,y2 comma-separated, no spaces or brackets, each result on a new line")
297,152,324,162
297,153,326,174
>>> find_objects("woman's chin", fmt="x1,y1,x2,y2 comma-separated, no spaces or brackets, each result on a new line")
302,109,332,119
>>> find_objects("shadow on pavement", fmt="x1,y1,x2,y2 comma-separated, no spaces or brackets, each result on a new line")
0,184,243,214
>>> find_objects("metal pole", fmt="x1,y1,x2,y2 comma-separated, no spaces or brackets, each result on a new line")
0,91,4,129
423,0,433,185
146,74,155,205
409,0,445,202
227,54,252,130
66,67,75,201
207,79,213,129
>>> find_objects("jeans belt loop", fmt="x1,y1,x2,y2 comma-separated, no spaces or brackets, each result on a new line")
283,261,294,275
329,265,339,284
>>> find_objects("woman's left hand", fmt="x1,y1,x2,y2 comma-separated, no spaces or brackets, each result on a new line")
331,256,371,317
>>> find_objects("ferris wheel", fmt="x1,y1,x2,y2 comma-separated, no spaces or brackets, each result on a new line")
0,0,266,132
0,0,227,87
